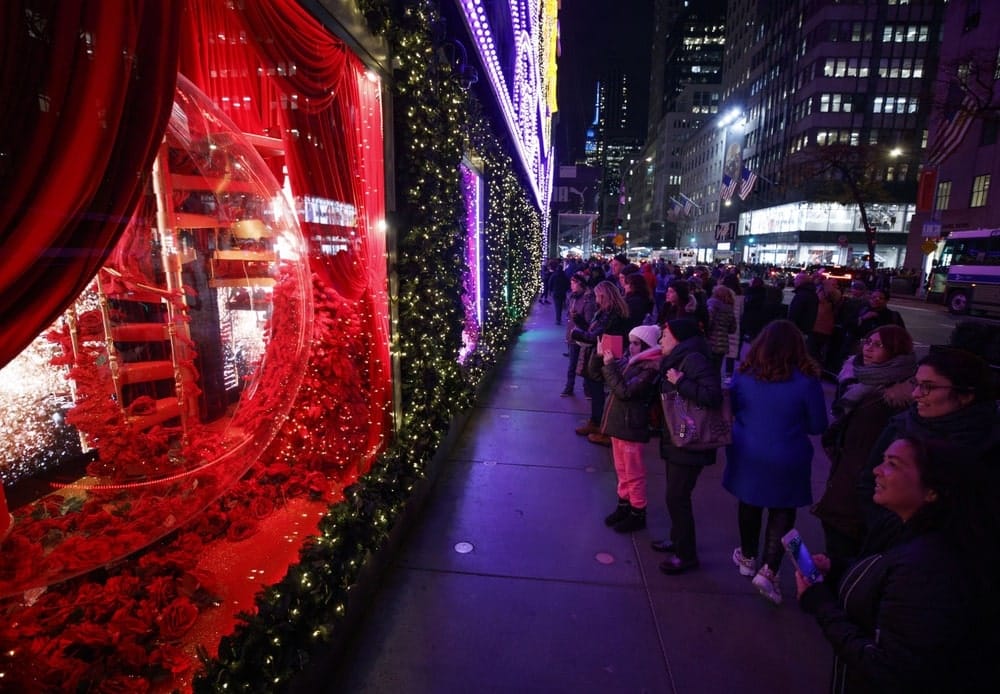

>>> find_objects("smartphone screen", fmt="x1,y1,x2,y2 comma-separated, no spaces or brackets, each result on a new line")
782,530,823,584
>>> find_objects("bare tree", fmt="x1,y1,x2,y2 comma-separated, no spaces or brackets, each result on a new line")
791,142,899,268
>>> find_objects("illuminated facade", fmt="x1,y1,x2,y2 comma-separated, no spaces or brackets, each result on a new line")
455,0,557,213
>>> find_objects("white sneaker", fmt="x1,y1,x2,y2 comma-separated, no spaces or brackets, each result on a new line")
732,547,756,577
752,565,782,605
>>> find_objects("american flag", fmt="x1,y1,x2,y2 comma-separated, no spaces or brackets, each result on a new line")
667,197,682,219
720,174,737,200
926,92,977,168
737,167,758,200
680,193,698,216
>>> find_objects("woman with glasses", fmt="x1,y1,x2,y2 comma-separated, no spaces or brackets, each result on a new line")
858,347,1000,550
812,326,917,561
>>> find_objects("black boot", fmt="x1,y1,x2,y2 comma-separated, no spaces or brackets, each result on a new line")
613,506,647,533
604,498,630,527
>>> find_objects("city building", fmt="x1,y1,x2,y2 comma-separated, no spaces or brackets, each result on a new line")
624,0,726,251
907,0,1000,286
709,0,947,269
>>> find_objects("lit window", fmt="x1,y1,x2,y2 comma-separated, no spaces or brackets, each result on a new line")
936,181,951,210
971,174,990,207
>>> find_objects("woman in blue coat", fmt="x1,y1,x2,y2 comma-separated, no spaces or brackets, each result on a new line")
724,319,827,604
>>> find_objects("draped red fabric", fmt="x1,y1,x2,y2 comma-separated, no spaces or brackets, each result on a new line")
178,0,390,457
0,0,181,369
178,0,281,139
234,0,348,112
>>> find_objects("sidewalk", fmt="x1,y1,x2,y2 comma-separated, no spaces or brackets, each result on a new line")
322,302,834,693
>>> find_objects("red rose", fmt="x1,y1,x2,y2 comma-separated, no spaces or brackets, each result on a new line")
150,643,194,677
97,674,151,694
249,495,275,519
59,622,113,650
108,608,151,641
59,535,114,572
226,516,259,542
113,637,150,670
144,576,176,608
156,597,199,641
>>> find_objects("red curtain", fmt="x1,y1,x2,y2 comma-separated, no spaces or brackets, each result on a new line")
0,0,181,369
183,0,392,457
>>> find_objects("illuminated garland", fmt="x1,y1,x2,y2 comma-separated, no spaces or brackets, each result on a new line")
196,1,542,690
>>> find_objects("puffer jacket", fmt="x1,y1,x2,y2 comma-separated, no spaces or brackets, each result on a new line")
800,527,988,693
706,297,736,355
566,288,596,343
600,347,662,442
659,336,722,466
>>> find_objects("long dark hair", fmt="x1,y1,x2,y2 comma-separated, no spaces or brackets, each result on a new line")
739,319,821,381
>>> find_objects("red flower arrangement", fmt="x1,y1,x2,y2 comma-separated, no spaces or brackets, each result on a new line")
0,273,387,691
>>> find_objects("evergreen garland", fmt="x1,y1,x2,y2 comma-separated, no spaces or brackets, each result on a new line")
195,1,542,690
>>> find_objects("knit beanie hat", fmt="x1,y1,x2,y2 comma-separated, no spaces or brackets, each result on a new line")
666,318,700,343
629,324,661,350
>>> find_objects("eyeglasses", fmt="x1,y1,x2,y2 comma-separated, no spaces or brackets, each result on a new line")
908,378,954,396
861,338,884,348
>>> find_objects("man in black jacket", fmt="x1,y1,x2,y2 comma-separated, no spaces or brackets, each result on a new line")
787,272,818,336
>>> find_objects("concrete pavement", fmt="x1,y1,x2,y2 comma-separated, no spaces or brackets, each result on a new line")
320,301,835,693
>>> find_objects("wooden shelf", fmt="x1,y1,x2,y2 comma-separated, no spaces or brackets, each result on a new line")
170,173,259,195
104,289,167,304
209,277,277,289
172,212,226,229
213,249,277,262
118,360,175,385
127,398,182,429
111,323,171,342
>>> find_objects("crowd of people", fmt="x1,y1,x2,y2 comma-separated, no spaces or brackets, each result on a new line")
541,254,1000,692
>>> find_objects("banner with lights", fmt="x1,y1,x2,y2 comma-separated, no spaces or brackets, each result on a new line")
456,0,557,216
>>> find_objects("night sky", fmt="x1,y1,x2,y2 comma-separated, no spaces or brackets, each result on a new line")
555,0,654,164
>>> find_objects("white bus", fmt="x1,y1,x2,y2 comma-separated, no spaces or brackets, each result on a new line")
940,228,1000,315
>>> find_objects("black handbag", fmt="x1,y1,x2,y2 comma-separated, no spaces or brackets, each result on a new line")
660,356,732,450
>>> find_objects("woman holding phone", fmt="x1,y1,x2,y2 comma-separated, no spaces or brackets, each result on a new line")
796,435,997,692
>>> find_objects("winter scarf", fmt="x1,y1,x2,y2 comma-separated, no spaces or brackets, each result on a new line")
833,353,917,417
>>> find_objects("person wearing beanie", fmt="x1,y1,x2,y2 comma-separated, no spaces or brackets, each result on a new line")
599,324,664,533
652,317,722,574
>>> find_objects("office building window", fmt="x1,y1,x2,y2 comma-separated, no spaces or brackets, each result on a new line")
823,58,870,78
819,93,855,112
882,25,929,43
877,58,924,79
971,175,990,207
873,96,919,113
936,181,951,210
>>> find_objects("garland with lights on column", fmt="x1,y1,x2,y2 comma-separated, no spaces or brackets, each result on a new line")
196,1,542,690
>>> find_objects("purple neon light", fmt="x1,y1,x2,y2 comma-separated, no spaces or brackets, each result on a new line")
458,0,552,210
